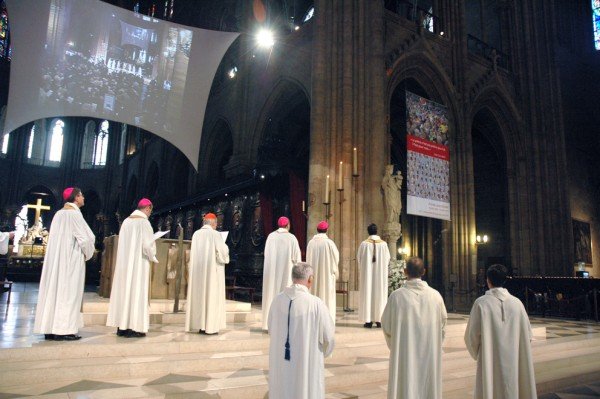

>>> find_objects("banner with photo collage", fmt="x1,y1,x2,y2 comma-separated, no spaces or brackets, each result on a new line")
406,91,451,221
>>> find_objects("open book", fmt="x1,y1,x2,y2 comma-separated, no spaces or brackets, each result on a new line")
153,230,169,241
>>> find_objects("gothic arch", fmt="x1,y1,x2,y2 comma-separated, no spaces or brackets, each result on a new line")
250,77,310,166
198,117,234,183
469,86,530,272
386,51,460,127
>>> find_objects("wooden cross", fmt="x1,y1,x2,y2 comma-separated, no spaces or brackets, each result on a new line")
27,198,51,224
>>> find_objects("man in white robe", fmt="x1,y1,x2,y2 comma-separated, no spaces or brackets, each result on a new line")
464,264,537,399
106,198,158,338
0,231,14,255
261,216,301,331
268,262,335,399
381,257,447,399
34,187,95,341
357,223,390,328
306,220,339,325
185,212,230,334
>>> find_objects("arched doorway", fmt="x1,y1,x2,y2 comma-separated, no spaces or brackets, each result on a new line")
471,108,510,274
389,78,446,293
256,81,310,253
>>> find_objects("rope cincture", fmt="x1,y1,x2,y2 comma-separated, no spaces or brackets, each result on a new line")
284,299,293,361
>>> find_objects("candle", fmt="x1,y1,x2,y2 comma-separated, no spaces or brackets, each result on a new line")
302,200,305,212
324,175,330,203
353,147,358,176
338,161,343,190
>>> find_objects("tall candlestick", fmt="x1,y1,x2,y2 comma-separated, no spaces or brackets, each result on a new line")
302,200,305,212
324,175,330,203
338,161,344,190
353,147,358,176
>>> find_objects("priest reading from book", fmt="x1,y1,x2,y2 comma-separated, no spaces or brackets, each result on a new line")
464,264,537,399
268,262,335,399
357,223,390,328
306,220,339,325
381,256,447,399
34,187,95,341
106,198,158,338
261,216,301,331
185,212,230,335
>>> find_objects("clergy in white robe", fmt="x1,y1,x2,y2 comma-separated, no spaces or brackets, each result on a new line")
268,262,335,399
381,256,447,399
34,187,95,341
0,231,14,255
185,212,230,334
357,223,391,327
306,220,339,325
261,216,301,331
464,264,537,399
106,198,157,337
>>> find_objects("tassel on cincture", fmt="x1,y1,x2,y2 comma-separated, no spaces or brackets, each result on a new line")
284,342,290,361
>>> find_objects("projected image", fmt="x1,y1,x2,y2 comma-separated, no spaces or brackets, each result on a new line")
38,0,192,133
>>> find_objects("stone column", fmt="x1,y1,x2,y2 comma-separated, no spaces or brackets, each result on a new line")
308,1,387,291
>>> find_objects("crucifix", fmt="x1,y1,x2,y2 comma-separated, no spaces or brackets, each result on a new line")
27,198,51,225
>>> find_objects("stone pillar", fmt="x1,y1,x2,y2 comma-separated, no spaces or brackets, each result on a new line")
382,222,402,261
308,1,387,291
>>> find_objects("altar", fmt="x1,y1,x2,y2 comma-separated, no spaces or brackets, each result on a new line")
98,235,192,299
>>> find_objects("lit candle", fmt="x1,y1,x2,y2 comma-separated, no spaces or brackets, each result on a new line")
353,147,358,176
338,161,343,190
302,200,305,212
324,175,330,203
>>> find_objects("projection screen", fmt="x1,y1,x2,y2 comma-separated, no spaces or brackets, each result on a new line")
4,0,239,169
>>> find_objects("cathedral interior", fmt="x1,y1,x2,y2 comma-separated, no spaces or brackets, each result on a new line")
0,0,599,310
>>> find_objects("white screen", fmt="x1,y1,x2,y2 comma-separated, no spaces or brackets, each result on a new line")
4,0,239,169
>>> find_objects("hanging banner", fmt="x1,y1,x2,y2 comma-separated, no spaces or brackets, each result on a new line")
406,91,450,221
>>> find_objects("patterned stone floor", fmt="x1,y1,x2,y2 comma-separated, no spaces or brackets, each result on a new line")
0,282,599,398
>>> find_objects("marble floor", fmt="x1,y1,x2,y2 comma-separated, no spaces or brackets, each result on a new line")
0,283,599,398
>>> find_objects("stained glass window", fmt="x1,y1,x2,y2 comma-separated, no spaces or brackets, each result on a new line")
0,1,11,60
594,0,600,50
93,120,109,166
48,119,64,162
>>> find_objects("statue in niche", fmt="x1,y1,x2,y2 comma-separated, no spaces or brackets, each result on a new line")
230,198,243,247
164,214,173,238
250,195,263,247
166,243,179,298
185,210,195,239
382,164,403,224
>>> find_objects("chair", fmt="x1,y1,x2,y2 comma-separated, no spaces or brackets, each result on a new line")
0,258,13,305
336,281,351,311
225,276,255,303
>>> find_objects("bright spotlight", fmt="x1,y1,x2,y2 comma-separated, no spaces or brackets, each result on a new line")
228,66,238,79
294,25,300,31
256,29,275,48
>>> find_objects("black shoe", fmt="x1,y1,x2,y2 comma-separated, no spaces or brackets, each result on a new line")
199,329,205,334
126,331,146,338
375,322,381,328
44,334,55,340
363,322,373,328
54,334,82,341
117,328,132,337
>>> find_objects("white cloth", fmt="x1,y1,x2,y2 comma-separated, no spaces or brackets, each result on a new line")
357,235,390,323
306,233,339,324
382,279,447,399
464,287,537,399
268,284,335,399
106,210,156,333
261,228,301,330
34,203,95,335
185,224,230,334
0,232,10,255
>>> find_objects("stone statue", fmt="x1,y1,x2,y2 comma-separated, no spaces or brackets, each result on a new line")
382,165,403,224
